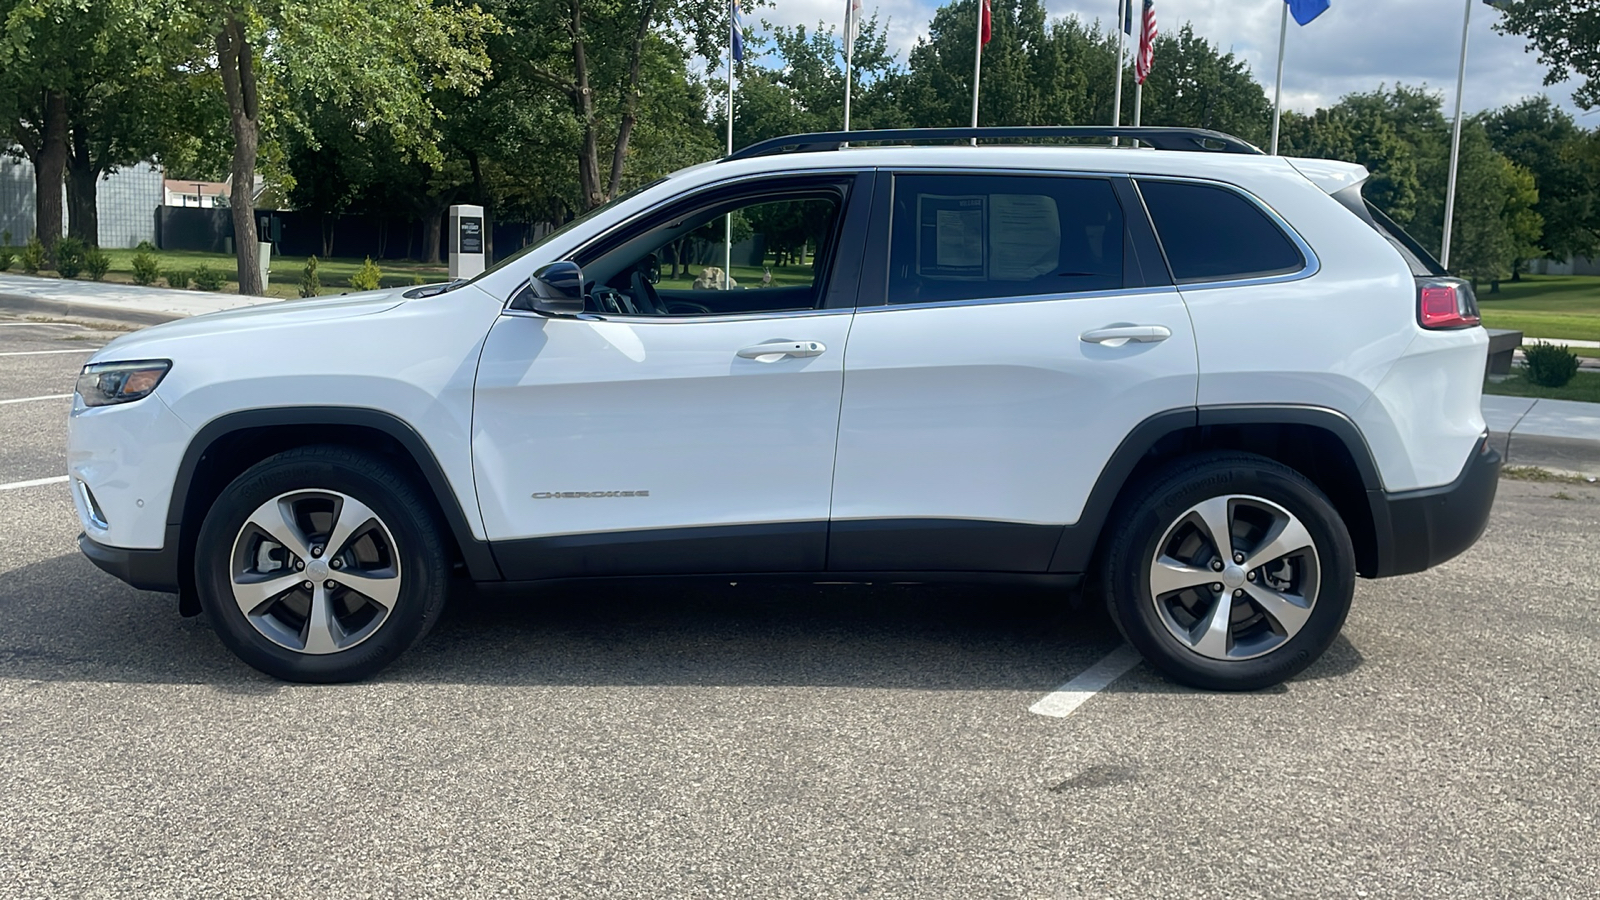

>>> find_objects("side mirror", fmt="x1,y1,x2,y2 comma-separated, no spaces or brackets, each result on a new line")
530,261,586,316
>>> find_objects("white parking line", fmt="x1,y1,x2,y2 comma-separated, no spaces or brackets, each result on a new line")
1029,644,1143,718
0,348,101,356
0,393,72,405
0,475,69,492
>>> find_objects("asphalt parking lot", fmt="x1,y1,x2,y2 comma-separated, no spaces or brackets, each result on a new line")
1,312,1597,898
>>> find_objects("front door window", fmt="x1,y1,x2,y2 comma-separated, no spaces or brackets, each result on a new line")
582,193,842,317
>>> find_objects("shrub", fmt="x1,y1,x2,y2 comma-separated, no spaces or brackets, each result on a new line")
131,250,161,285
164,269,191,290
1522,341,1580,388
84,246,111,281
348,256,382,292
54,237,86,278
21,237,45,274
191,264,227,291
135,239,157,253
298,255,321,298
0,231,13,272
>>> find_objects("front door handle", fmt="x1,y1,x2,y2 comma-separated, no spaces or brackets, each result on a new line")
1080,324,1173,347
736,340,826,361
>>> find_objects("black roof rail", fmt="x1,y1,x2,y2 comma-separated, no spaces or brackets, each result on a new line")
723,126,1263,162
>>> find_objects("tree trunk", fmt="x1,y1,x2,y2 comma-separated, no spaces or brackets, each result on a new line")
66,123,100,246
33,90,68,253
217,15,263,295
605,0,659,199
422,208,444,264
568,0,607,209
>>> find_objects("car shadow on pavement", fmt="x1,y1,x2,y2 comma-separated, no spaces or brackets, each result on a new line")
2,552,1125,691
0,552,1365,692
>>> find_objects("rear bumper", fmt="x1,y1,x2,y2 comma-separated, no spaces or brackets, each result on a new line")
79,530,180,594
1367,437,1500,578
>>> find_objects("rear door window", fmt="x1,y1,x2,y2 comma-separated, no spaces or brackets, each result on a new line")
888,173,1125,304
1137,180,1306,283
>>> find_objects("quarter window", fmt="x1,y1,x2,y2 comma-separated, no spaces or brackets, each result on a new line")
1137,180,1305,283
888,174,1125,304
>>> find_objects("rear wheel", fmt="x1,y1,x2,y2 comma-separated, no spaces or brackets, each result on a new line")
195,446,449,682
1099,452,1355,691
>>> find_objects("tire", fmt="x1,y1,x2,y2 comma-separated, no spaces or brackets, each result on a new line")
1098,452,1356,691
194,445,450,683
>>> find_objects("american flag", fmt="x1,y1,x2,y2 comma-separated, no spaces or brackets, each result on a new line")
1134,0,1156,85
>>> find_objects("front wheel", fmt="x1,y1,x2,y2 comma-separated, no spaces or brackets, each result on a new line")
195,446,450,683
1099,452,1356,691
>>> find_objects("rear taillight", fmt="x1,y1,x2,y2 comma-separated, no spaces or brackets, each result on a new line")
1417,278,1480,330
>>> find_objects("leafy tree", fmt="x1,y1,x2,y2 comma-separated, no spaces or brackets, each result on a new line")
727,16,905,145
62,1,206,245
900,0,1097,131
167,0,496,294
1133,25,1272,147
510,0,728,210
1445,123,1541,286
0,0,99,251
1493,1,1600,109
1481,96,1600,268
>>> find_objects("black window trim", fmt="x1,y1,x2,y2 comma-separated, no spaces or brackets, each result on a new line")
865,167,1173,313
537,171,872,321
1132,175,1321,288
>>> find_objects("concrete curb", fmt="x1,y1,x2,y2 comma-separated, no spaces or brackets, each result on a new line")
1483,396,1600,478
0,292,183,327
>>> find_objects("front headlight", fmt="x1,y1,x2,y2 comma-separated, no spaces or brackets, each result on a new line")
75,360,172,407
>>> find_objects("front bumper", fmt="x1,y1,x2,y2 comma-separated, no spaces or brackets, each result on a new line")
1367,437,1501,578
79,528,181,594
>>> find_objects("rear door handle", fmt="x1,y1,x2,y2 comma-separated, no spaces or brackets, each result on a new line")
736,340,826,361
1079,324,1172,347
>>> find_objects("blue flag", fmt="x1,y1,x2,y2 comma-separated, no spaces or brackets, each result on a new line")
1285,0,1329,26
731,0,745,61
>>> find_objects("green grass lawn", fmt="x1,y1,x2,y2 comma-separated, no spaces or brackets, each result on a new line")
1484,370,1600,404
19,248,452,300
1477,275,1600,342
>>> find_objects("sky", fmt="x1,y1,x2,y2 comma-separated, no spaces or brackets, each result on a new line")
745,0,1583,118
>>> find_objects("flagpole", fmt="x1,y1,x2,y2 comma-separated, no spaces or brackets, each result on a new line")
1440,0,1472,270
1132,79,1142,147
725,0,734,289
1111,0,1125,146
844,5,854,132
970,0,983,144
1270,2,1288,155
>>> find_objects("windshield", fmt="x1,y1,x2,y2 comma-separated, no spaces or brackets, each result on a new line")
468,178,669,284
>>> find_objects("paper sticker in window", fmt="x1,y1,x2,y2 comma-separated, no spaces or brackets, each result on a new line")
917,195,986,279
989,194,1059,281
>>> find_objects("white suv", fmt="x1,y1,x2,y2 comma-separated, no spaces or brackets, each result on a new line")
68,127,1499,688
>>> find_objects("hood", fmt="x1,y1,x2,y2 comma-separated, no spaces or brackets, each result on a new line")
90,288,408,362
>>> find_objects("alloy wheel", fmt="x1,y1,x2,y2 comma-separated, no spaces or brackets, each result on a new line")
229,490,402,655
1147,494,1320,661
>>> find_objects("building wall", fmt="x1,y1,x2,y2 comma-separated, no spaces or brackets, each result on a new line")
0,155,40,244
0,154,162,248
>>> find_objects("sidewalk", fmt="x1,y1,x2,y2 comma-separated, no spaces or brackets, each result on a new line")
1482,396,1600,477
4,272,1599,476
0,272,262,324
